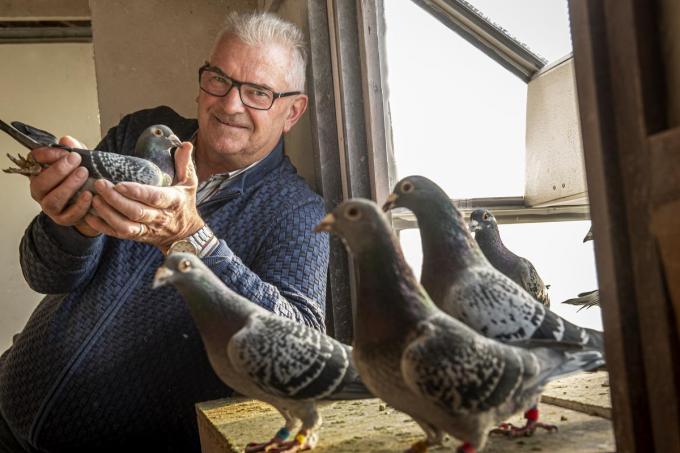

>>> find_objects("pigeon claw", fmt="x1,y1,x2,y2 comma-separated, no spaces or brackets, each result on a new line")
244,439,283,452
3,152,42,176
489,420,558,438
265,430,317,453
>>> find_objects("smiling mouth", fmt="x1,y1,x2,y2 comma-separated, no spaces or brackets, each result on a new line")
214,115,248,129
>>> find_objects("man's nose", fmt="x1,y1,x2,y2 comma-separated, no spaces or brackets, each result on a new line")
219,85,246,112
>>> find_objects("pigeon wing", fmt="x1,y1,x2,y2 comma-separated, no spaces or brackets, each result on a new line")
401,313,526,414
229,313,354,401
518,258,550,307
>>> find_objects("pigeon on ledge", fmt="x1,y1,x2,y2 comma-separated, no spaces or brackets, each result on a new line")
2,119,180,190
469,208,551,307
153,253,372,453
383,175,605,437
315,199,604,453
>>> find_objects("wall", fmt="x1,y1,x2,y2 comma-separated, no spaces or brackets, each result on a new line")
525,56,588,207
660,0,680,127
0,42,100,352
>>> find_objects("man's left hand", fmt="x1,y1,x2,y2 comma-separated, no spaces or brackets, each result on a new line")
84,142,204,252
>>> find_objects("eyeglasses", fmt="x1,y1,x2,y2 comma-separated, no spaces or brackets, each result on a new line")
198,62,301,111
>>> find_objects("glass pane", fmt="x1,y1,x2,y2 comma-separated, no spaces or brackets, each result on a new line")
468,0,573,63
384,0,527,199
400,220,602,330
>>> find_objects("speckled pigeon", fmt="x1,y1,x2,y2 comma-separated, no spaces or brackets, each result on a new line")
315,199,604,453
2,119,180,189
153,253,371,453
562,228,600,310
469,208,551,307
383,175,605,437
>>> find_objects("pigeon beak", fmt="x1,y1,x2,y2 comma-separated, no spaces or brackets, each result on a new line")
168,134,182,148
153,266,174,289
468,219,480,233
382,193,398,212
314,213,336,233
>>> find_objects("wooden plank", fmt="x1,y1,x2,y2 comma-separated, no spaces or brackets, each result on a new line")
196,396,614,453
569,1,651,451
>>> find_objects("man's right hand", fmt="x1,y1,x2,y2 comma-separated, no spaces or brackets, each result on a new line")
29,136,99,237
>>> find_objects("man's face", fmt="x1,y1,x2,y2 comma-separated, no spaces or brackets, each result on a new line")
197,34,307,167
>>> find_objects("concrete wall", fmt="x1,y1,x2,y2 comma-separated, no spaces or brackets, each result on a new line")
89,0,255,133
525,56,587,207
0,43,100,352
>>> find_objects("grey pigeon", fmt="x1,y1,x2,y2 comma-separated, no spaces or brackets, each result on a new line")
469,208,551,307
2,119,180,189
383,175,605,436
315,199,604,453
562,228,600,310
153,253,371,453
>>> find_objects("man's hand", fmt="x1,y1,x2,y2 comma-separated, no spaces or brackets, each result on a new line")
84,142,205,252
29,136,98,237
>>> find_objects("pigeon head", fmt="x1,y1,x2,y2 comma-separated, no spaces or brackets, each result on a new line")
153,252,205,289
134,125,181,180
382,175,464,221
315,198,394,254
468,208,498,234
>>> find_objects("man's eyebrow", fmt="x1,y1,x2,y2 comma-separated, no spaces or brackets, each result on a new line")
205,63,276,92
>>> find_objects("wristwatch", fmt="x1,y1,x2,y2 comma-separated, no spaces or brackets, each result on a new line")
167,224,217,257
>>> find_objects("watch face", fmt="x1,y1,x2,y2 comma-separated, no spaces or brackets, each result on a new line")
168,240,198,255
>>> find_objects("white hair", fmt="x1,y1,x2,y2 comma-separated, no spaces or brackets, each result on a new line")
212,11,307,91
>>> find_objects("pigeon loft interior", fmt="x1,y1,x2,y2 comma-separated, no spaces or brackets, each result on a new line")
1,1,679,452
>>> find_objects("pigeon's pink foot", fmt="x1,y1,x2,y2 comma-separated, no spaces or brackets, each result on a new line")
244,427,291,452
490,407,558,438
3,152,42,176
266,430,317,453
456,442,476,453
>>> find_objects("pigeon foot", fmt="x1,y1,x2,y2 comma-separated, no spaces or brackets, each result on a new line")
456,442,476,453
404,439,429,453
3,152,42,176
490,419,558,438
265,430,317,453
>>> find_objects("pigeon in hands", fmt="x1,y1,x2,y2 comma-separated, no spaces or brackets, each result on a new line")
383,175,605,437
469,208,551,307
153,253,372,453
315,199,604,453
2,119,181,190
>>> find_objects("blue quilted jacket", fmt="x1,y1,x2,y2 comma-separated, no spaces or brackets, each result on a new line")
0,106,329,452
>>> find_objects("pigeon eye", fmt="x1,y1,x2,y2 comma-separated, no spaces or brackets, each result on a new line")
178,259,192,272
483,212,490,221
346,206,362,221
401,181,414,193
153,128,162,136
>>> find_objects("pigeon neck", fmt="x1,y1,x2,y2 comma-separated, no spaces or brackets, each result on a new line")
416,200,486,276
475,226,509,258
353,231,435,344
178,274,258,341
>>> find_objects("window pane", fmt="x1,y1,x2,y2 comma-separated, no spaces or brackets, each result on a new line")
400,220,602,330
384,0,527,199
469,0,573,63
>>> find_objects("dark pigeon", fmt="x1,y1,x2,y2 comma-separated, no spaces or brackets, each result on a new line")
316,199,604,453
383,175,605,437
153,253,372,453
469,208,551,307
2,119,180,189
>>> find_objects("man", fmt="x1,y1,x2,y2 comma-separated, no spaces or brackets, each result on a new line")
0,11,328,453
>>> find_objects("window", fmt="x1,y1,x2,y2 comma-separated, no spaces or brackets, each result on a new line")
384,0,602,329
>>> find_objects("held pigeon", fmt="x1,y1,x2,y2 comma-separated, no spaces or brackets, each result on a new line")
469,209,551,307
315,199,604,453
153,253,372,453
383,175,605,436
1,119,180,189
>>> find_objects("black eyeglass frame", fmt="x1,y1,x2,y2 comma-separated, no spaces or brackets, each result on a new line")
198,62,302,111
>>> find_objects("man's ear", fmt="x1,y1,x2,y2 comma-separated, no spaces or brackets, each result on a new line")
282,94,308,133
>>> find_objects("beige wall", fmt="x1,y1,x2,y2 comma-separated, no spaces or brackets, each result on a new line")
0,0,89,19
0,43,100,352
525,57,588,207
89,0,255,133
